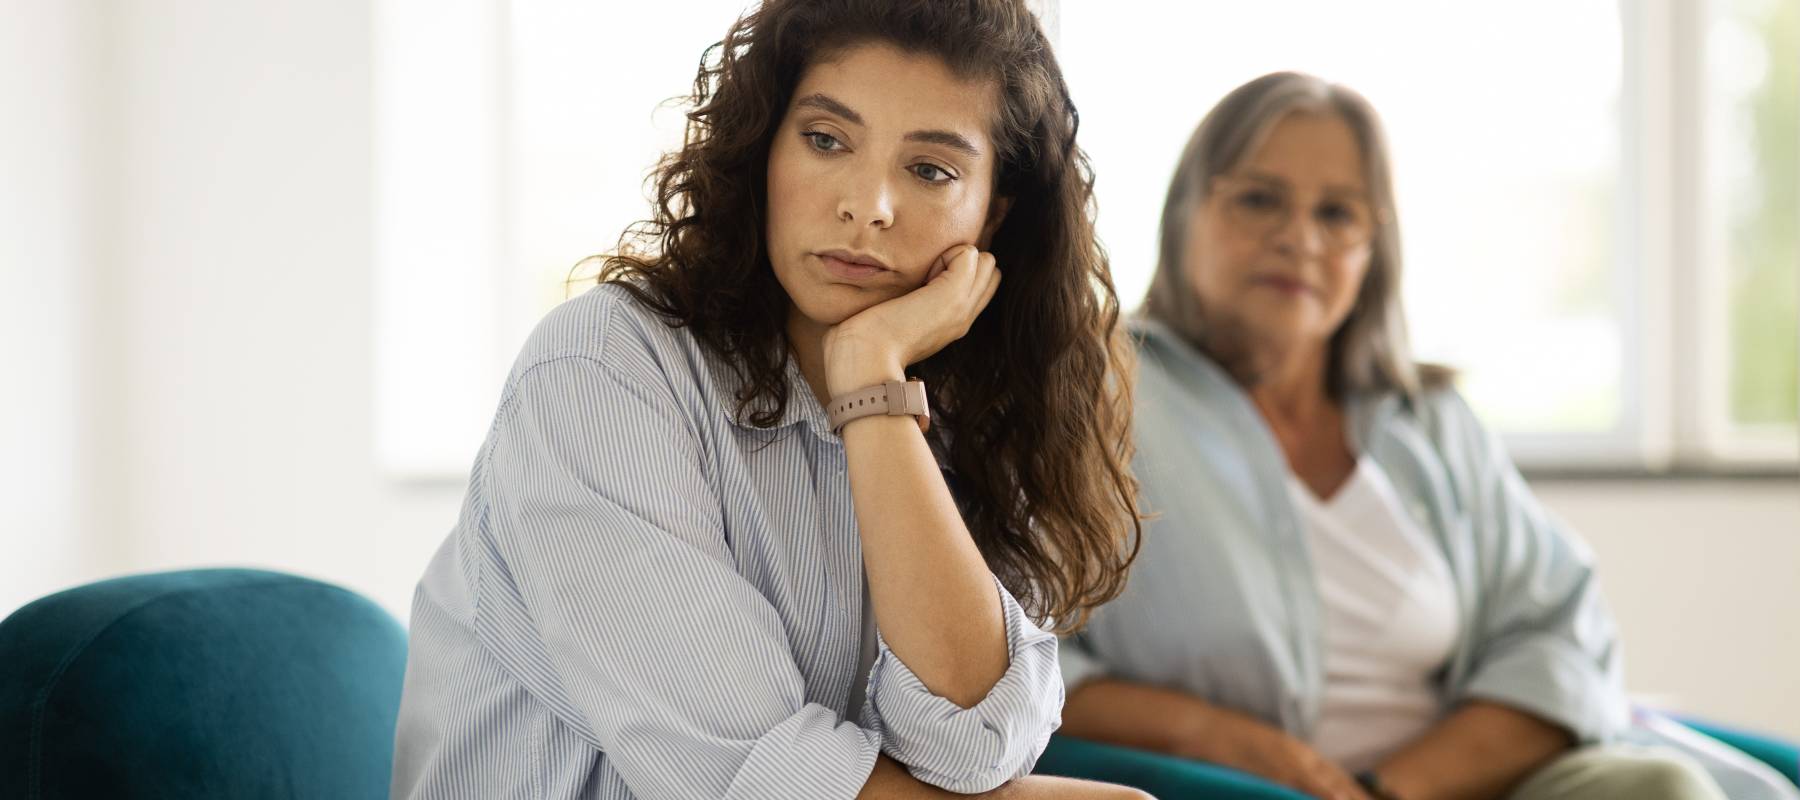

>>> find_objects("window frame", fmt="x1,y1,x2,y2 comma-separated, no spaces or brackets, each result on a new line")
371,0,1798,480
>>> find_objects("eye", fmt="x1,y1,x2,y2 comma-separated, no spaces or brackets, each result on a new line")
1235,189,1283,212
911,163,956,184
1317,202,1359,227
803,131,845,153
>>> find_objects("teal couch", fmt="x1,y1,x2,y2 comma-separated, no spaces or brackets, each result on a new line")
3,568,1793,799
1034,722,1800,798
0,569,408,799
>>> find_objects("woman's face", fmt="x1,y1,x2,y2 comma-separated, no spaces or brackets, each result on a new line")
766,41,1009,328
1183,112,1376,359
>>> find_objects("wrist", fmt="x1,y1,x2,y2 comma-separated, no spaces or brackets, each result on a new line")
1369,764,1433,800
1169,703,1235,763
824,331,906,396
1356,769,1408,800
828,362,906,397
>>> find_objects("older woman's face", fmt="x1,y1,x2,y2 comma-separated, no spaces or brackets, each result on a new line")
1183,112,1376,356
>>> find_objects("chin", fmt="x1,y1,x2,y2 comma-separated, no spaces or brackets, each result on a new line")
1242,300,1321,337
789,285,884,327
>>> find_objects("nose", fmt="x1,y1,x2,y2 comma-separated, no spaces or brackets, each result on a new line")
836,164,894,230
1269,206,1326,257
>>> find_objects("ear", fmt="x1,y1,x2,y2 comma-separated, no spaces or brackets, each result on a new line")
976,195,1013,249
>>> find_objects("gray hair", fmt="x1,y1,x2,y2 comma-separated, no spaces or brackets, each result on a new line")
1143,71,1446,400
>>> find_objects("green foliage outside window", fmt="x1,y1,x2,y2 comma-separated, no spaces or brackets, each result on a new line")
1729,0,1799,426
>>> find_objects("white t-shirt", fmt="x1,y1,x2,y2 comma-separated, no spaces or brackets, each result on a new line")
1289,457,1461,772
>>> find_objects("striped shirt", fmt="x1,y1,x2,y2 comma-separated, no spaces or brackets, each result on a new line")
391,283,1062,799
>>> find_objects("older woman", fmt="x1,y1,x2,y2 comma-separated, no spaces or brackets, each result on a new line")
1057,72,1797,800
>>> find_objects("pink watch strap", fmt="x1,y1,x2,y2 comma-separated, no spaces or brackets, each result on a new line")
826,379,930,434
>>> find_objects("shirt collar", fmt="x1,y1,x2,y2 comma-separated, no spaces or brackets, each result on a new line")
711,348,837,443
1131,314,1398,453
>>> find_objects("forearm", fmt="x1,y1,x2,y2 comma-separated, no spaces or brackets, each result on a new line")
1060,677,1235,761
859,754,959,799
843,411,1008,708
1373,701,1573,800
860,755,1148,800
1066,678,1377,800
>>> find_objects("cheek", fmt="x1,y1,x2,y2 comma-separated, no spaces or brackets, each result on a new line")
764,145,807,240
1324,252,1373,315
920,192,988,242
888,192,989,280
1182,218,1248,302
763,144,830,305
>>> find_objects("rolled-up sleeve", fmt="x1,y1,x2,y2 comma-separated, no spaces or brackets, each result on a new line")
1437,392,1630,744
861,577,1062,794
483,354,880,800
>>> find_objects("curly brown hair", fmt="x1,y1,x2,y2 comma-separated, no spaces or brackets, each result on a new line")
588,0,1139,632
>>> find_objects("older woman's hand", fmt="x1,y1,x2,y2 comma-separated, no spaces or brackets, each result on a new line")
1194,713,1374,800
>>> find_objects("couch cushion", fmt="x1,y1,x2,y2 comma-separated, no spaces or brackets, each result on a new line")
0,568,408,799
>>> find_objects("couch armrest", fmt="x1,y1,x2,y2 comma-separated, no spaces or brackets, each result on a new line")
1677,717,1800,789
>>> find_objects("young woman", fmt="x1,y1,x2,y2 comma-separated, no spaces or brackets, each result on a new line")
390,2,1144,798
1058,71,1797,800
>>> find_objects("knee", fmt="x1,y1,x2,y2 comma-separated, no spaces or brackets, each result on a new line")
1588,754,1720,800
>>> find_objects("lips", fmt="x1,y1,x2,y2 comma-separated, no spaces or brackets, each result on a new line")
1253,274,1315,296
815,249,892,281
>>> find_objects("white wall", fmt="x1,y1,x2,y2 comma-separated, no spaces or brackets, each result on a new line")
1536,479,1800,739
0,0,462,619
2,0,1795,749
101,0,463,618
2,0,109,613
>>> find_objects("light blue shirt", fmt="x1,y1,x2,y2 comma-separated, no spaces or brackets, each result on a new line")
1064,316,1630,740
1063,317,1796,799
391,283,1062,799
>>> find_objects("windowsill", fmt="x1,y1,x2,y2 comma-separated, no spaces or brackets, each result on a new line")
1521,466,1800,483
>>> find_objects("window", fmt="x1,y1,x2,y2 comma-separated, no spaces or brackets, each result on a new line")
374,0,505,477
1706,0,1798,463
373,0,751,477
375,1,1797,477
1054,0,1796,470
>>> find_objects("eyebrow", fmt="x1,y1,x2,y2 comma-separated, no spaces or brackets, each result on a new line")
1239,169,1366,198
797,93,865,126
795,92,984,159
904,129,982,159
